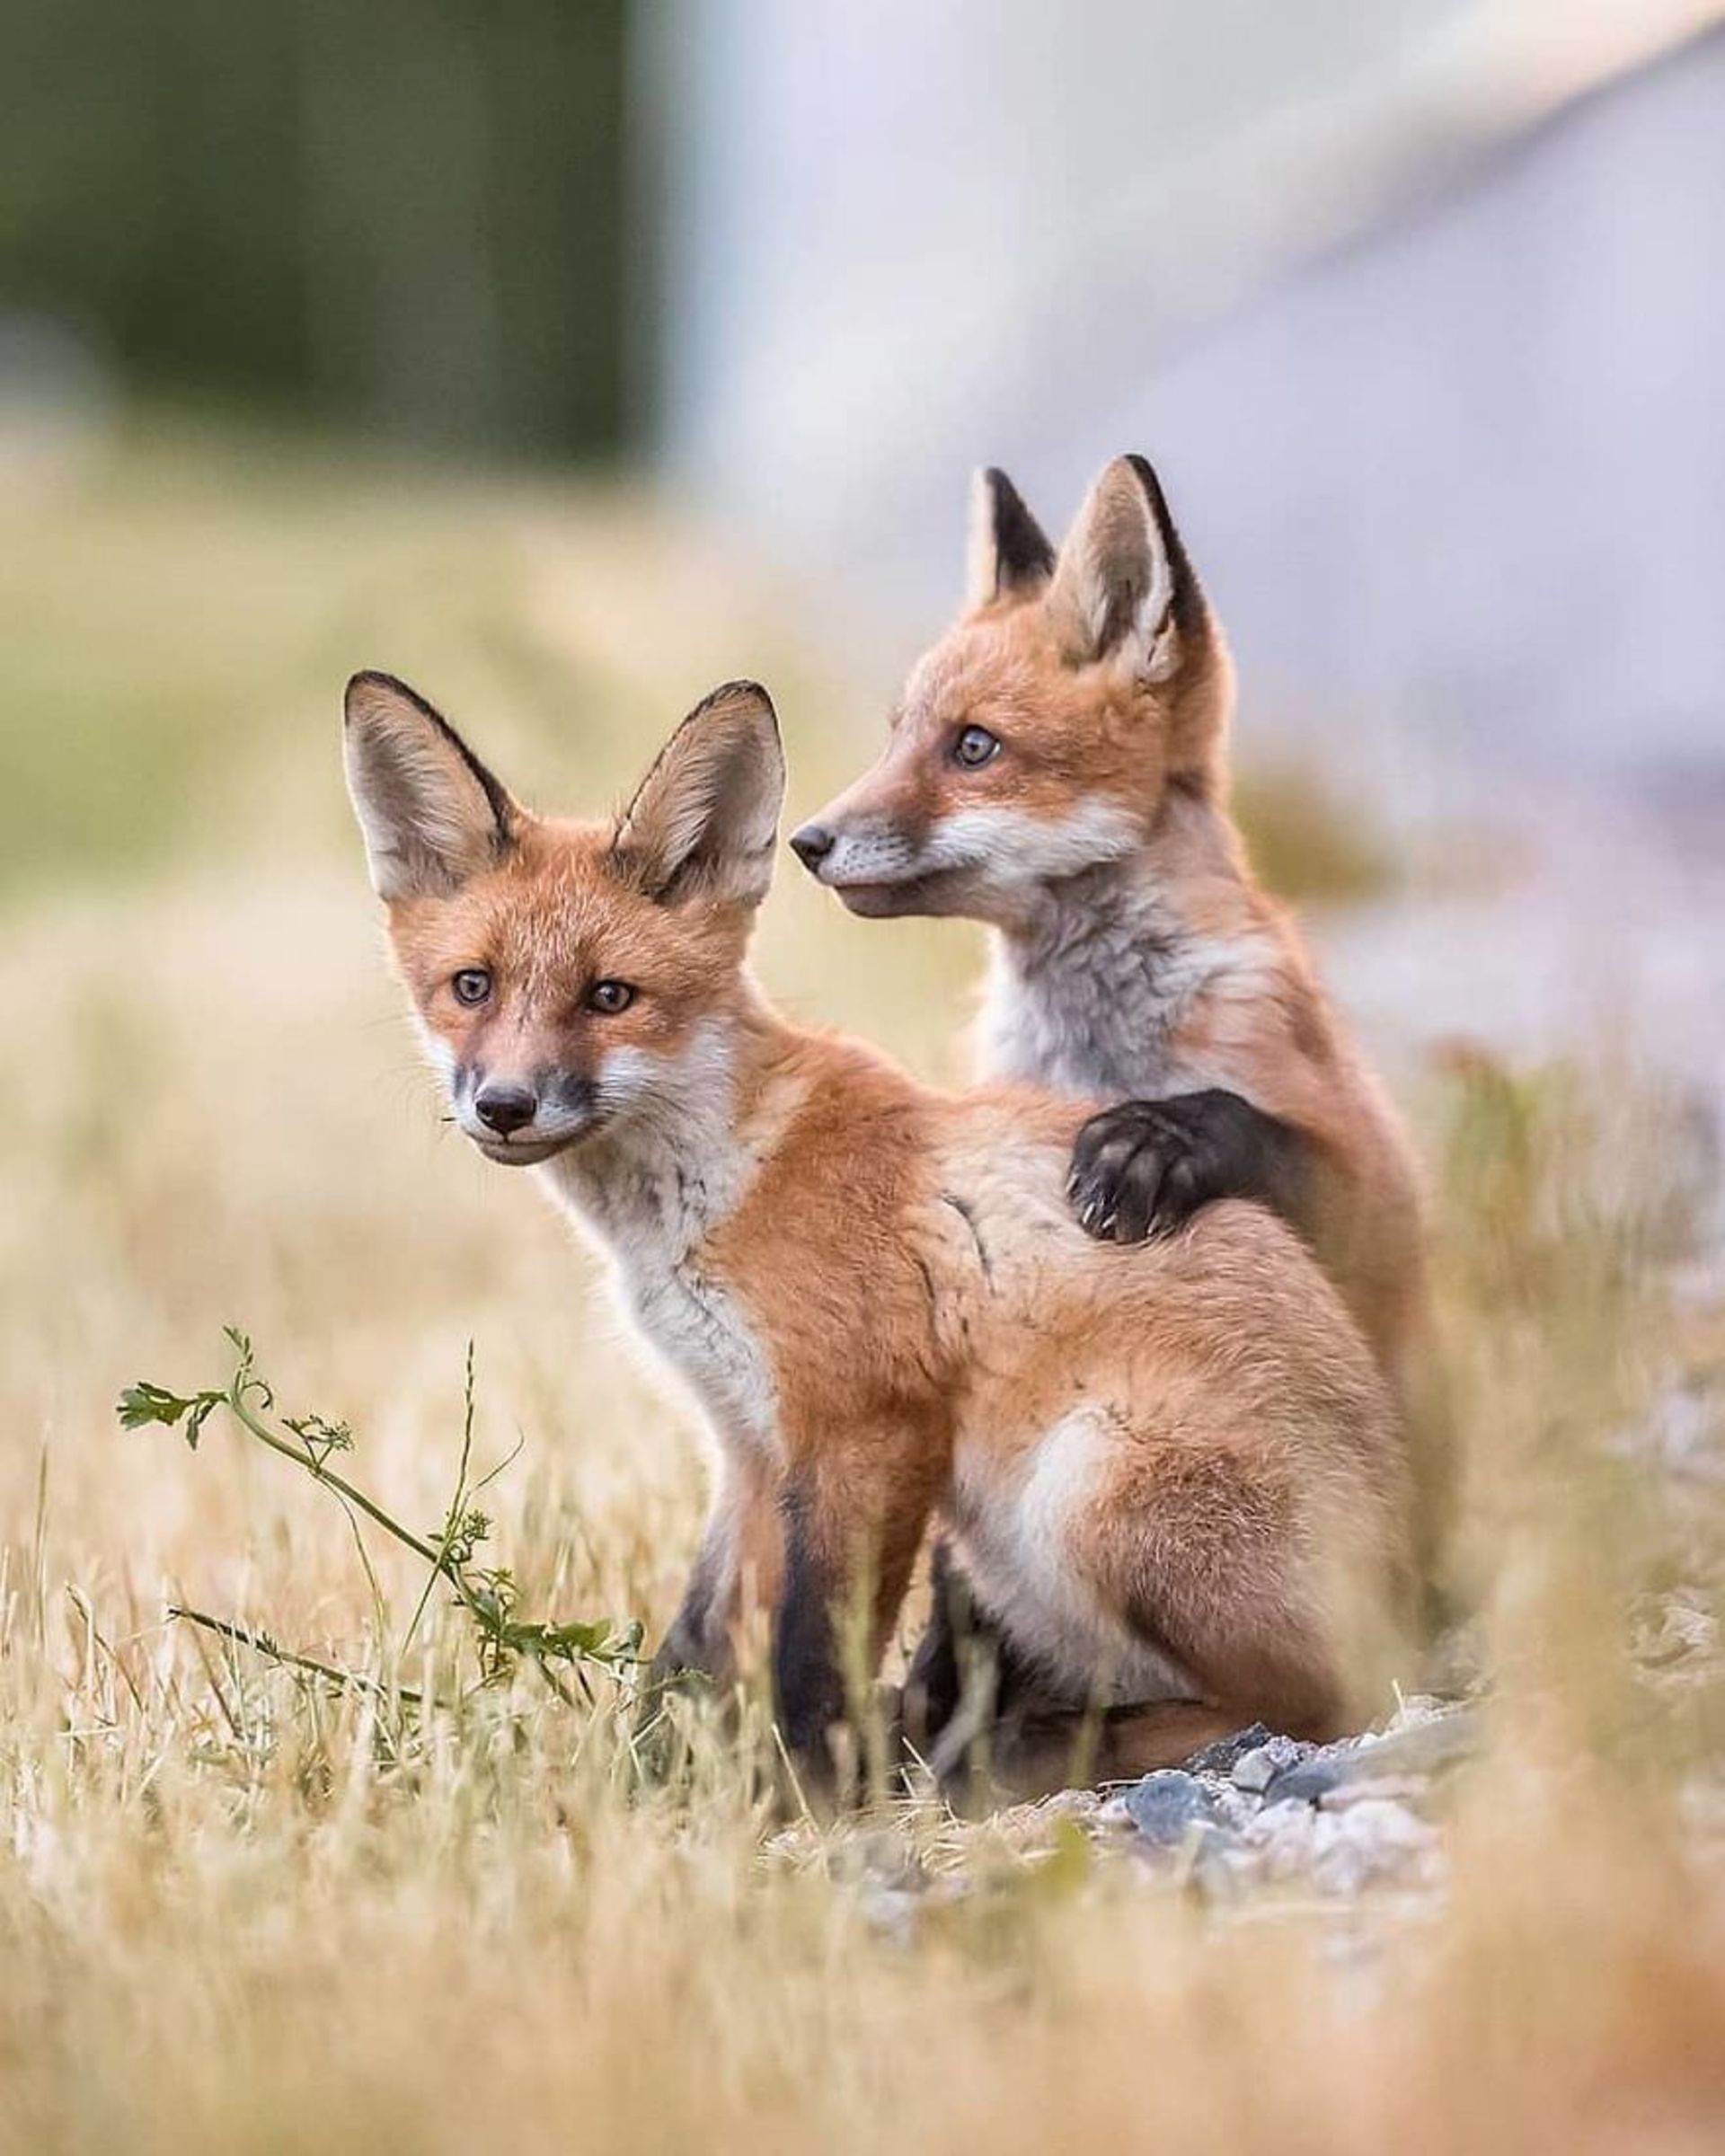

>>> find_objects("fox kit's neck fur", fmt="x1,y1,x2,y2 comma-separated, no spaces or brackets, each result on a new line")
546,1004,765,1258
346,668,1412,1792
981,786,1287,1100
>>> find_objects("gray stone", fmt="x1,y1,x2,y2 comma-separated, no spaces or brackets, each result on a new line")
1243,1798,1321,1879
1351,1706,1477,1780
1262,1706,1475,1806
1124,1769,1222,1845
1181,1722,1275,1776
1263,1755,1347,1807
1232,1733,1311,1793
1306,1798,1442,1895
1318,1774,1431,1812
1233,1789,1442,1895
1185,1821,1251,1904
1208,1781,1267,1832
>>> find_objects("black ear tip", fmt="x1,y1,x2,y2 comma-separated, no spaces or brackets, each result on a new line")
978,465,1055,592
1115,455,1203,628
345,668,426,724
692,677,783,749
980,465,1031,517
343,670,387,727
1120,452,1173,520
720,676,779,723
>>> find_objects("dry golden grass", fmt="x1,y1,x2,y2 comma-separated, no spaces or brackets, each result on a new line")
3,422,1723,2154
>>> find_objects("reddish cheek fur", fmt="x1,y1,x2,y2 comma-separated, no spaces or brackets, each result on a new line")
383,824,748,1076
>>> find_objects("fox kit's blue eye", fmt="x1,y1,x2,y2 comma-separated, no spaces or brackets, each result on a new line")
588,979,635,1015
452,968,491,1006
952,724,1001,769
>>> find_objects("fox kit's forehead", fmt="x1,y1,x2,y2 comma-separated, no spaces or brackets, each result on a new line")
387,816,720,1002
897,605,1150,797
897,608,1051,738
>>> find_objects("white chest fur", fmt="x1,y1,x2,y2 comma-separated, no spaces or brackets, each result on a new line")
539,1040,781,1460
978,868,1277,1103
616,1246,777,1458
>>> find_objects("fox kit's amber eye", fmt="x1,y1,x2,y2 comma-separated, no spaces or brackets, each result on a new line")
952,724,1001,769
588,979,635,1015
451,968,492,1006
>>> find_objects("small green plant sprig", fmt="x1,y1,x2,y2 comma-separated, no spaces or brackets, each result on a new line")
119,1327,641,1704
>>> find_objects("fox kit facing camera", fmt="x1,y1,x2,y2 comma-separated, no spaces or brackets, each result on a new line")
793,455,1426,1397
345,670,1411,1792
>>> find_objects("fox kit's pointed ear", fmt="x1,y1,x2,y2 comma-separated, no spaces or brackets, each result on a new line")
611,680,785,910
1046,454,1205,683
343,671,518,900
966,466,1056,608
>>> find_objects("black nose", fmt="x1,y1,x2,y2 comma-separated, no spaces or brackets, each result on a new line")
790,822,835,870
473,1083,537,1137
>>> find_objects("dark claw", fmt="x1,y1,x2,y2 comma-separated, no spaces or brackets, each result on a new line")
1069,1090,1311,1246
1108,1140,1164,1243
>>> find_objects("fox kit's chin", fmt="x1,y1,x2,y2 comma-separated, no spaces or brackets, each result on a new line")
830,872,967,920
469,1127,593,1168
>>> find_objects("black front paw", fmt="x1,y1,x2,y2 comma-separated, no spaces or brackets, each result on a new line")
646,1632,719,1692
1067,1089,1306,1245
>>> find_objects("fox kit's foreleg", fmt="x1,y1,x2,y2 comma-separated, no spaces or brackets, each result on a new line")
651,1446,783,1691
773,1435,943,1782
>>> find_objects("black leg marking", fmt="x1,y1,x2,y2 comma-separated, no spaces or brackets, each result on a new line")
637,1543,736,1778
903,1540,967,1747
774,1482,845,1766
904,1542,1055,1795
650,1541,730,1686
1067,1090,1312,1246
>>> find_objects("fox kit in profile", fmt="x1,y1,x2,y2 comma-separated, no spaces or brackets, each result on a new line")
793,454,1427,1399
345,670,1411,1791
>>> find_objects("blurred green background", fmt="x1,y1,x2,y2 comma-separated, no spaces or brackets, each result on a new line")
3,0,632,458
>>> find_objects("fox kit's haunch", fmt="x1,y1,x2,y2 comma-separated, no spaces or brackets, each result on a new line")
794,454,1429,1401
347,671,1413,1793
